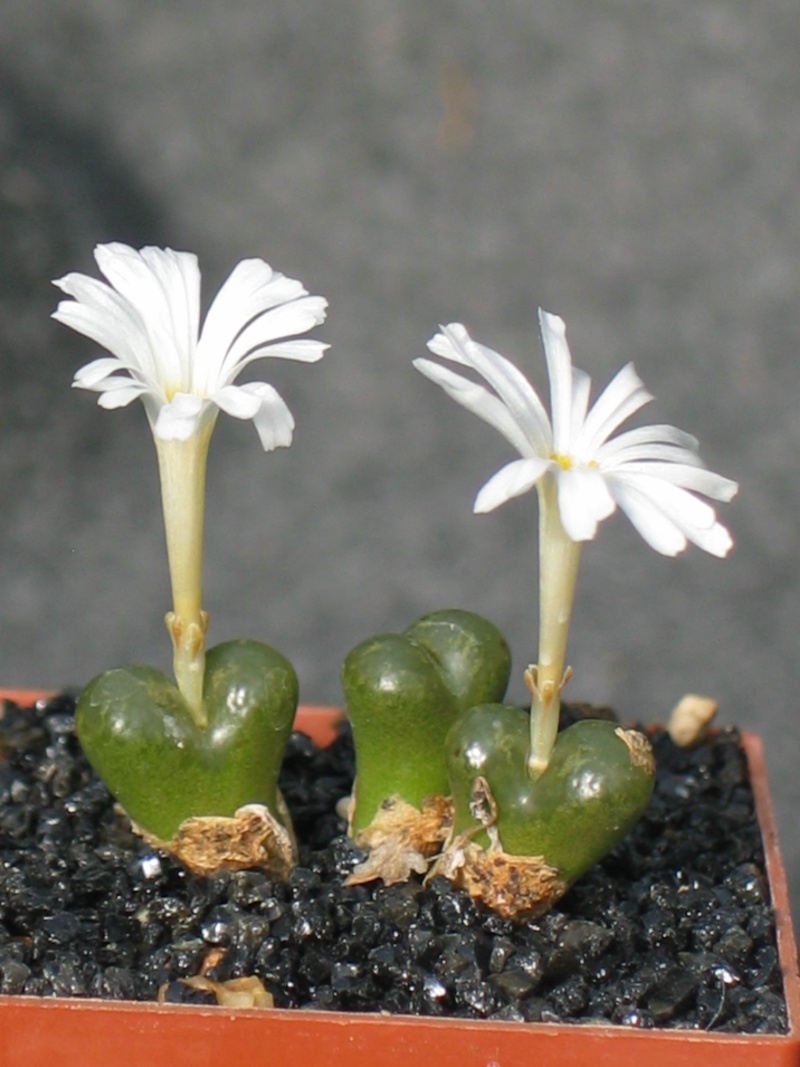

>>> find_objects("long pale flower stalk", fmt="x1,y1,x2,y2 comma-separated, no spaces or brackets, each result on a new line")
155,428,213,725
526,472,582,775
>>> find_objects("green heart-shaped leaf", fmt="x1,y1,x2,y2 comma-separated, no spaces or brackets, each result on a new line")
342,609,511,833
76,639,298,841
447,705,655,884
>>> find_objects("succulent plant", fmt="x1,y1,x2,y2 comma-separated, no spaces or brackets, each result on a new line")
56,244,327,875
341,608,511,884
413,309,736,915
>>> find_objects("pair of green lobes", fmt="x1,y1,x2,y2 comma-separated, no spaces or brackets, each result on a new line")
76,640,298,842
343,609,655,889
342,610,513,833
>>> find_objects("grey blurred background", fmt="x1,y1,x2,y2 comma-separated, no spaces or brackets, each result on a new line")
1,2,799,926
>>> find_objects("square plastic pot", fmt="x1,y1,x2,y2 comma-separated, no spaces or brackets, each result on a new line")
1,692,798,1067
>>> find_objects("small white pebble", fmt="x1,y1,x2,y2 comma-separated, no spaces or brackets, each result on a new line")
667,693,718,747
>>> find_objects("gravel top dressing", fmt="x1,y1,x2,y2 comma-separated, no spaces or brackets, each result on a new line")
0,694,788,1032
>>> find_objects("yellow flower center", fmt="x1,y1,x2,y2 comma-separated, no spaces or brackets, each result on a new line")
550,453,598,471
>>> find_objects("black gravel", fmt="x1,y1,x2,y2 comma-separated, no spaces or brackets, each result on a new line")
0,694,788,1032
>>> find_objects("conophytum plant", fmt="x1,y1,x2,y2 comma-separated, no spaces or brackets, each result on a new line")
53,243,327,873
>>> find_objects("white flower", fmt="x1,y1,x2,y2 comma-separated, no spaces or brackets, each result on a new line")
53,242,328,450
414,310,737,557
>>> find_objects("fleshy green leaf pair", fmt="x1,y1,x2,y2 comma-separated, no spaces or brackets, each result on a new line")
341,608,512,834
77,640,297,845
443,705,654,916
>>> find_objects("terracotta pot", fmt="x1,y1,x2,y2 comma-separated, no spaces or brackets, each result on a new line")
1,693,798,1067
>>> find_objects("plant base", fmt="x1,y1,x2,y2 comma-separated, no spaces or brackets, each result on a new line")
0,693,798,1066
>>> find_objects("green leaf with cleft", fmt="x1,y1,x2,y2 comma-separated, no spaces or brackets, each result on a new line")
76,639,298,842
341,609,511,834
447,705,655,885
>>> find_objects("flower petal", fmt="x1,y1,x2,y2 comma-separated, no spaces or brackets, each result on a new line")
612,461,739,502
538,310,574,455
606,476,689,556
474,456,551,513
557,466,616,541
53,287,143,368
628,472,721,527
570,367,591,446
576,363,653,458
94,380,148,409
152,392,207,441
218,295,329,382
413,357,534,457
94,244,194,388
599,442,704,471
236,339,329,365
72,357,134,390
212,384,264,420
609,472,734,557
196,260,308,375
138,246,201,376
212,381,295,450
595,424,702,469
427,324,552,453
239,383,296,451
682,520,734,557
